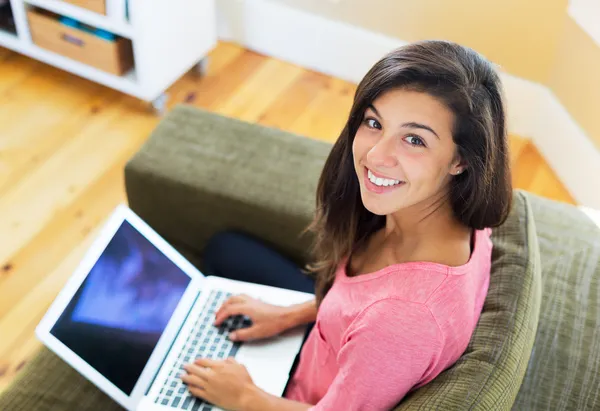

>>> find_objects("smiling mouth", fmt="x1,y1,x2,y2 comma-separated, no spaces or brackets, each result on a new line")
367,168,403,187
363,167,405,193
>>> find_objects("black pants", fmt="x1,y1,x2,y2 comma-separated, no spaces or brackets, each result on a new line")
202,230,316,393
202,230,315,294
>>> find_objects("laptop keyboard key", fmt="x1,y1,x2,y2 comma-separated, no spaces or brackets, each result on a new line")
182,395,193,410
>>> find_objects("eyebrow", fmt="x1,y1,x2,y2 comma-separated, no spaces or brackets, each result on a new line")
367,104,440,139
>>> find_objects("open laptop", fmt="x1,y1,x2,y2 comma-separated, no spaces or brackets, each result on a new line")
35,204,314,411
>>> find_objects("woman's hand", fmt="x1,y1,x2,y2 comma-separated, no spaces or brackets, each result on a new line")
182,358,313,411
182,357,255,411
213,294,295,341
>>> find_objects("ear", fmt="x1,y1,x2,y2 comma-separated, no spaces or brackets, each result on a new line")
450,153,467,176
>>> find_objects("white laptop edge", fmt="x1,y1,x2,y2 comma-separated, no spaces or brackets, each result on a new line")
35,204,208,411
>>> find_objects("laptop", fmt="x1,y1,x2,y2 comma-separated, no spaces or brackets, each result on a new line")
35,204,315,411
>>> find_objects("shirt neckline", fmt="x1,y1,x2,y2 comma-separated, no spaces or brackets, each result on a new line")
339,228,486,283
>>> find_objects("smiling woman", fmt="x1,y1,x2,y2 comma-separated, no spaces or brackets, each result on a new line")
281,40,512,410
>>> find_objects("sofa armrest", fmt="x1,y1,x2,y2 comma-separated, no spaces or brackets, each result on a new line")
124,105,332,267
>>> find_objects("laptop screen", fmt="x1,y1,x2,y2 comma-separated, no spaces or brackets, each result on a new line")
50,220,192,395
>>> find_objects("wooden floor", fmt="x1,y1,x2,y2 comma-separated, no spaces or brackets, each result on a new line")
0,41,575,392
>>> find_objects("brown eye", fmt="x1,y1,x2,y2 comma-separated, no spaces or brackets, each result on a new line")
405,135,426,147
363,118,382,130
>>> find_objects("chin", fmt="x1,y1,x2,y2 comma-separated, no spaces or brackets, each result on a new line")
360,196,397,216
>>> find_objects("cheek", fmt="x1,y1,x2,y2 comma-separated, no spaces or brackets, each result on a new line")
352,131,372,161
396,149,429,180
401,151,448,186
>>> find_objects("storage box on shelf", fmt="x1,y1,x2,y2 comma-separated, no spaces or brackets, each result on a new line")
0,0,217,113
27,7,133,76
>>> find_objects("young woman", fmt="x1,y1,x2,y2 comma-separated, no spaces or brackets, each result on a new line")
181,40,512,410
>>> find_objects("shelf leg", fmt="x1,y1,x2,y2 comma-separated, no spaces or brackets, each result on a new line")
150,92,169,116
193,56,210,77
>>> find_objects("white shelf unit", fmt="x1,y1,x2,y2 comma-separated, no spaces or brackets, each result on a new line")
1,0,218,106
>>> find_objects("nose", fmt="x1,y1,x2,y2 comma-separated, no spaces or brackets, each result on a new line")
366,136,398,169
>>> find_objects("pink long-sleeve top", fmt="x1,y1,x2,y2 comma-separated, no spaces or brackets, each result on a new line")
284,228,493,410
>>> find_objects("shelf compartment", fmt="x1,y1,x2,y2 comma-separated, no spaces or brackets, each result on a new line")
26,7,134,76
25,0,132,38
0,1,17,35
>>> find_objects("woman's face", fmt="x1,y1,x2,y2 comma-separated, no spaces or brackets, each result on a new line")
352,88,463,216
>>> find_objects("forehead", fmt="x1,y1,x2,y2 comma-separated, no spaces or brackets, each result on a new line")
368,88,455,134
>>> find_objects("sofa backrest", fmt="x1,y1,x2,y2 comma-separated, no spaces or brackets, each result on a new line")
511,194,600,410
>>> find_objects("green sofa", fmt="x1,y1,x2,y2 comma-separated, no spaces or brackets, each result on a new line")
2,105,599,410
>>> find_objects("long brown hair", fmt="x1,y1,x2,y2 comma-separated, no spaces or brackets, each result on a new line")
301,40,512,307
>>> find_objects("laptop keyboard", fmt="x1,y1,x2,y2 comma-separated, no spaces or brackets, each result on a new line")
154,289,253,410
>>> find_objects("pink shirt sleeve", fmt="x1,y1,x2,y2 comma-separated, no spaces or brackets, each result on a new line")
310,298,443,411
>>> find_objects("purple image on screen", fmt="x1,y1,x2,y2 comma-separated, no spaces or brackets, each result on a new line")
71,221,190,334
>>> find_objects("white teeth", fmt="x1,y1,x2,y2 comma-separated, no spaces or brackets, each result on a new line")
367,168,402,187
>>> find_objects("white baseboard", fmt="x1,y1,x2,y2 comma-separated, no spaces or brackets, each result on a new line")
215,0,399,83
216,0,600,209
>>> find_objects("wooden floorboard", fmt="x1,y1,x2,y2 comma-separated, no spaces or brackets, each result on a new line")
0,40,576,392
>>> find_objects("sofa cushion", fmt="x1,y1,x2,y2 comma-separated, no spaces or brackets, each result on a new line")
124,105,331,269
0,347,123,410
394,190,542,410
512,195,600,410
